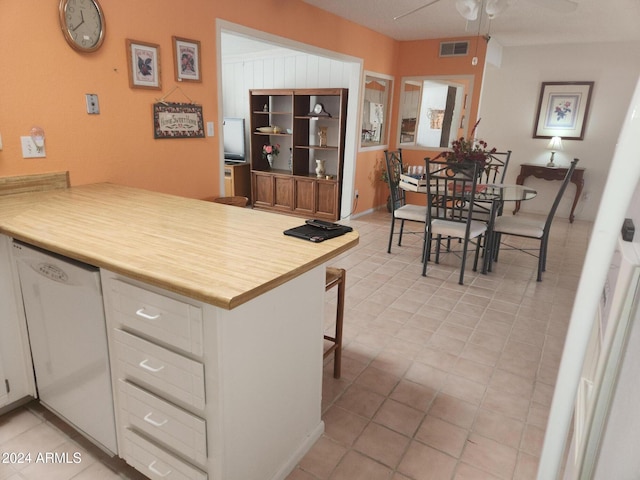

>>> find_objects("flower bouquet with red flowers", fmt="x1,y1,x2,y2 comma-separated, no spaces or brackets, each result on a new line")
435,119,496,170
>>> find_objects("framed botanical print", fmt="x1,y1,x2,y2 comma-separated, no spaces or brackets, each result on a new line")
534,81,594,140
172,36,201,83
126,39,161,90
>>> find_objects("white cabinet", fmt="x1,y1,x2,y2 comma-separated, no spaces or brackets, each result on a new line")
0,235,35,408
101,271,209,479
102,265,326,480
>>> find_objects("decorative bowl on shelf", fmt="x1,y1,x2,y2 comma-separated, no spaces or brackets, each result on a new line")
286,128,293,134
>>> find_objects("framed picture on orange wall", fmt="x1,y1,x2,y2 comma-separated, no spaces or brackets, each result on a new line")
172,36,201,83
126,39,161,90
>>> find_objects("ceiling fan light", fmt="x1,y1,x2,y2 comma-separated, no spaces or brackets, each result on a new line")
455,0,480,21
485,0,511,19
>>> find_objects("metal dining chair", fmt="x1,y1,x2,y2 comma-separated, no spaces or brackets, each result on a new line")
384,149,428,253
480,150,512,184
422,159,488,285
473,150,513,222
491,158,579,281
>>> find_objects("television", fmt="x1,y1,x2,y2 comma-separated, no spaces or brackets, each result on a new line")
223,117,246,162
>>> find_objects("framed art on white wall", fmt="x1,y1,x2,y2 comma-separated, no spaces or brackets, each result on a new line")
534,81,594,140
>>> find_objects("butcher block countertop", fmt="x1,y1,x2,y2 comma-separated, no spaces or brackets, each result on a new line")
0,183,358,309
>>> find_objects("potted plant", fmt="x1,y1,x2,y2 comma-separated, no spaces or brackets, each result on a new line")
434,119,496,172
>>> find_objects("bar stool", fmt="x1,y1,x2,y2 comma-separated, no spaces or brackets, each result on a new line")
324,267,345,379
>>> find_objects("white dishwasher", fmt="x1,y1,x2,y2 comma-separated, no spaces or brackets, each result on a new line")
13,240,117,454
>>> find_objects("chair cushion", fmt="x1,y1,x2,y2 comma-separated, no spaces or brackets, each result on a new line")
394,204,427,222
493,216,545,238
431,219,487,239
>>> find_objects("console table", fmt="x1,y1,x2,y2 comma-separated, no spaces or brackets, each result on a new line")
513,163,585,223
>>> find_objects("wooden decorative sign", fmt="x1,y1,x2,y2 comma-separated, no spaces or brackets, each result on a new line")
153,102,204,139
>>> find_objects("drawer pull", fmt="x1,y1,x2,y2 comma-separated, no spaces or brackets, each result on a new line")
139,359,165,373
143,412,168,428
148,460,172,477
136,308,160,320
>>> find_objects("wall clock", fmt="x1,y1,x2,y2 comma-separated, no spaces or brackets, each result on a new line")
58,0,106,53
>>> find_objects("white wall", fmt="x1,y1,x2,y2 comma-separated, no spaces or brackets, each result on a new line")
479,41,640,221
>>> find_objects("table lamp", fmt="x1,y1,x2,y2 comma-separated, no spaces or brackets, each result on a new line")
546,136,563,167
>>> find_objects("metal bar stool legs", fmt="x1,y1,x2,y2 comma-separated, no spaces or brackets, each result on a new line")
324,267,345,379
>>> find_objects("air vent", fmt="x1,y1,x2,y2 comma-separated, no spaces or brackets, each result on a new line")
439,41,469,57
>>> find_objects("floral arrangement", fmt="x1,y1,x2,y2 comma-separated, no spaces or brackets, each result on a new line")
434,119,496,169
262,143,280,159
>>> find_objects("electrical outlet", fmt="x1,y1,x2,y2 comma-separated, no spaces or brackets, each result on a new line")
355,189,359,198
20,136,46,158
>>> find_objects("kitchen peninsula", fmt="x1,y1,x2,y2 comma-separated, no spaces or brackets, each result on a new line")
0,182,358,480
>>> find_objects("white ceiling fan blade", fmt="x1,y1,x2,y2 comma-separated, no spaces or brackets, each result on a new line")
393,0,445,21
455,0,481,21
522,0,578,13
485,0,513,19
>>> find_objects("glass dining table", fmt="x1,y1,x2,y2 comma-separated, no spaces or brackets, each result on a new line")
399,176,538,273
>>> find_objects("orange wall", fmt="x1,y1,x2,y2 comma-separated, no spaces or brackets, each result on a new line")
0,0,484,213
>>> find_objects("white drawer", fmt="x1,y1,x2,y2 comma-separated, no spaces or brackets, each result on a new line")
122,428,207,480
113,329,205,410
107,278,203,356
118,380,207,466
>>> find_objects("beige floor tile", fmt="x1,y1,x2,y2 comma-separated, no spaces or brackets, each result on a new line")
322,405,369,447
454,462,502,480
373,399,424,437
441,374,487,405
389,380,437,413
415,415,468,458
297,435,347,479
520,424,545,457
461,433,518,480
334,384,386,419
353,422,410,468
428,394,478,429
397,440,457,480
354,365,401,397
513,452,540,480
482,387,531,422
472,409,525,449
0,409,43,445
332,450,393,480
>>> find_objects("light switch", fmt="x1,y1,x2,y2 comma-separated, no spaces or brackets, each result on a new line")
207,121,214,137
85,94,100,114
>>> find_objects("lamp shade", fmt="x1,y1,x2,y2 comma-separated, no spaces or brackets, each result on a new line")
547,136,563,151
455,0,480,20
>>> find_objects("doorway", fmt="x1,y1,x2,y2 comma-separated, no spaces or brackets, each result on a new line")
216,20,363,218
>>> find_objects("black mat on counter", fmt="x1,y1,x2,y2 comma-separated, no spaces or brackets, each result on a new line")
283,222,353,243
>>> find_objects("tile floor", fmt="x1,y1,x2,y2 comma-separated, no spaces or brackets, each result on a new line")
0,209,592,480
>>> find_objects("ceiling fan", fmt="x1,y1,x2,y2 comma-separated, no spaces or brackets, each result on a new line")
393,0,578,22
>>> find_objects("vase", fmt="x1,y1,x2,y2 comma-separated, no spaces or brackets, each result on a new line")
318,127,328,147
267,154,274,169
315,159,326,177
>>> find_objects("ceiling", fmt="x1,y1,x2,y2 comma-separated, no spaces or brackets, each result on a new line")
301,0,640,47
